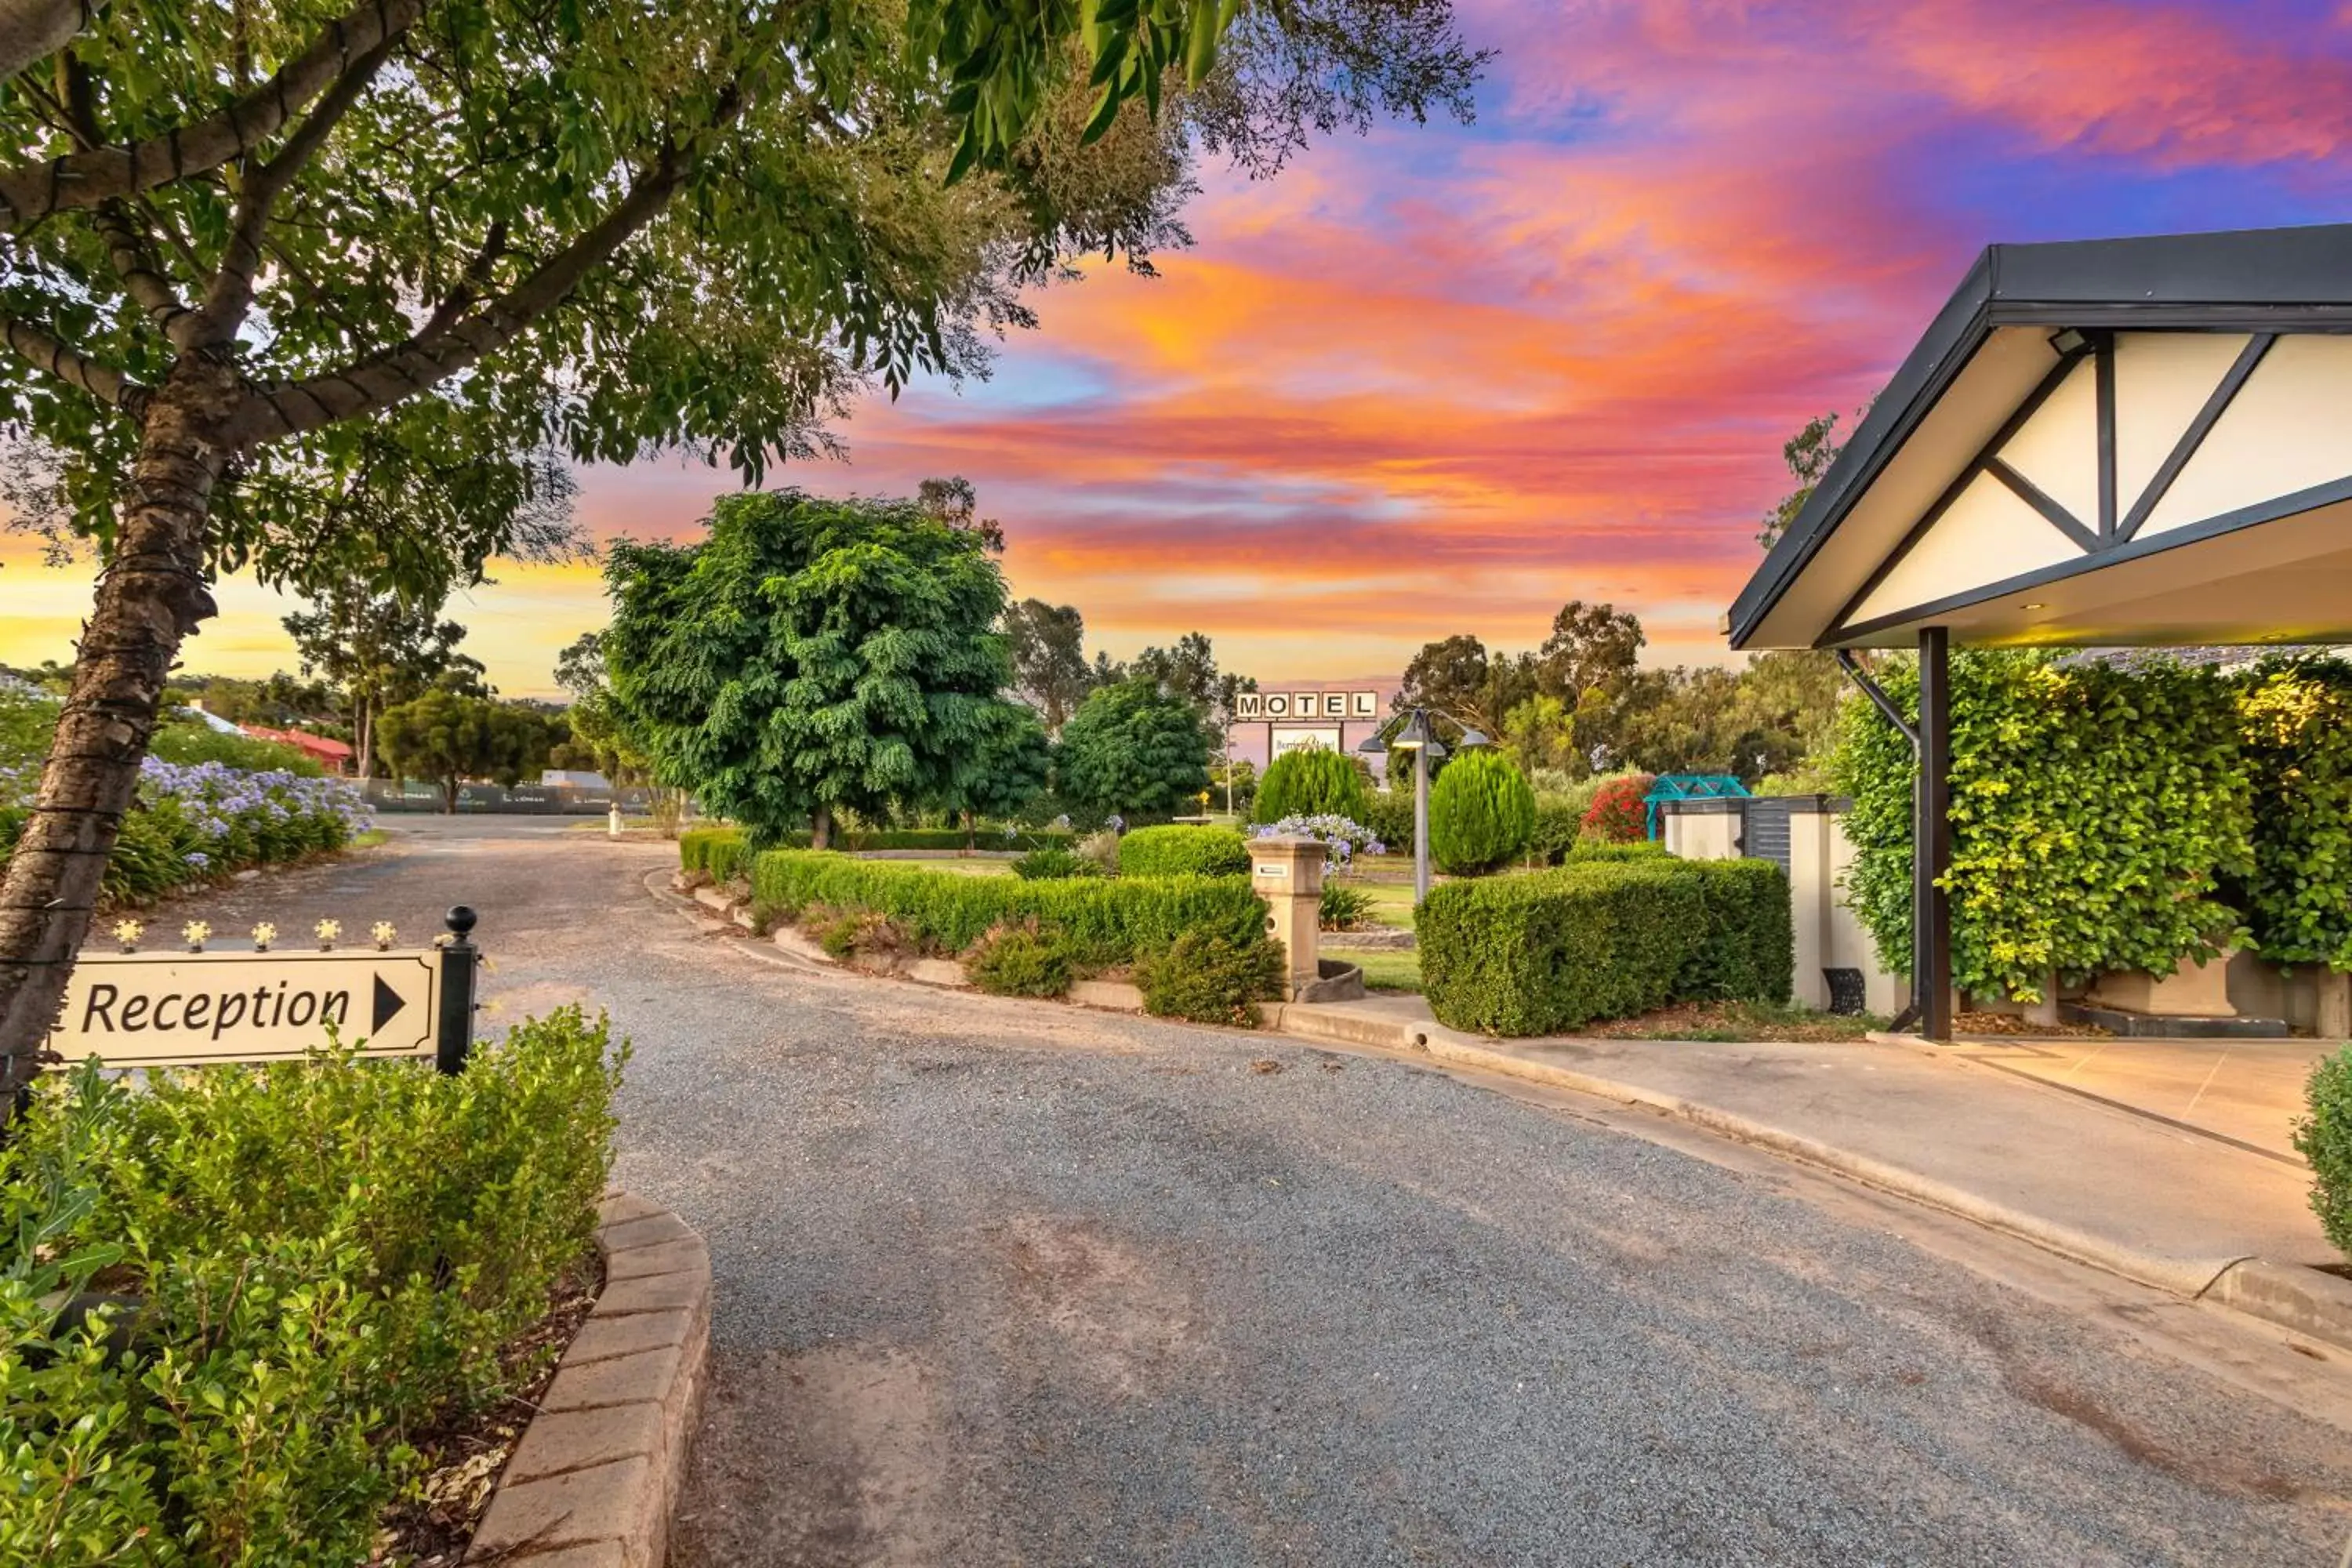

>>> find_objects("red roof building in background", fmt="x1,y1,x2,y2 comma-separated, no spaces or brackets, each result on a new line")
242,726,357,775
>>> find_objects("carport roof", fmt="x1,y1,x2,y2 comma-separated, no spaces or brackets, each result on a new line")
1728,223,2352,651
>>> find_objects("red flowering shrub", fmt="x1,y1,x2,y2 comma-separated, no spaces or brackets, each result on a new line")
1580,773,1657,844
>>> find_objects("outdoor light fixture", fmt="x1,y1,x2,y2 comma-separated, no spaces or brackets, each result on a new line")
2020,602,2046,610
2049,327,2091,357
1363,708,1489,906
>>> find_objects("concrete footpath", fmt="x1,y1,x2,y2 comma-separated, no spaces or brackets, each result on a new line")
1269,994,2352,1349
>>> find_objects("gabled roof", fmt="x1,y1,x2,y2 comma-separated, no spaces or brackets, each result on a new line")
1729,223,2352,651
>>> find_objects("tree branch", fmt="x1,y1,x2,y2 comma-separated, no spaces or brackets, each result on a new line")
0,314,147,412
417,218,506,339
226,103,737,446
48,51,202,343
0,0,97,86
0,0,426,232
190,28,396,344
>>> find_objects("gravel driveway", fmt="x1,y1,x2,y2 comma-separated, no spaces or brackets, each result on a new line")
155,823,2352,1566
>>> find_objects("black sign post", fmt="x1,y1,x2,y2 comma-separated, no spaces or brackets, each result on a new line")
436,906,480,1076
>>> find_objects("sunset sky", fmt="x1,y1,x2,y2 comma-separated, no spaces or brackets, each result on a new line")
5,0,2350,696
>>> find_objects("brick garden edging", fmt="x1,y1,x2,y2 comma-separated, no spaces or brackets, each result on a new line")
466,1192,711,1567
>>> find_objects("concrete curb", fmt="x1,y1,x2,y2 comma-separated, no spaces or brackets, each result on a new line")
467,1192,711,1567
1274,1003,2352,1341
659,869,1152,1014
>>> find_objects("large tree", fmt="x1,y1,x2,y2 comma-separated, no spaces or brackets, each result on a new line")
1054,676,1215,818
0,0,1486,1081
1004,597,1096,732
283,584,481,779
1394,633,1534,741
377,688,550,811
604,488,1027,848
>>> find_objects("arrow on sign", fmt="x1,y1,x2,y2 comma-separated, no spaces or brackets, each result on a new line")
373,974,406,1033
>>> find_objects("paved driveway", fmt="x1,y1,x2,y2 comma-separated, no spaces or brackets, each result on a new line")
154,832,2352,1566
1956,1036,2331,1161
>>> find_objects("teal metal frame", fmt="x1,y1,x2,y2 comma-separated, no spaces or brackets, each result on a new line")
1642,774,1750,840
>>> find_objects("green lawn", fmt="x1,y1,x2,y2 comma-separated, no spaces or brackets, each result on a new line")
1325,945,1422,993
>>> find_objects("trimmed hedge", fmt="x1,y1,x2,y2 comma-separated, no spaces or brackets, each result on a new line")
748,850,1265,967
1419,856,1793,1036
1117,824,1251,879
679,825,1073,881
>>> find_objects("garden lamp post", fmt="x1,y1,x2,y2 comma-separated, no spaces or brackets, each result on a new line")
1361,709,1487,906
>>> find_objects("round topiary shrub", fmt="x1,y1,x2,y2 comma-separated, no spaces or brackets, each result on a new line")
1427,750,1537,873
1581,772,1656,844
1250,746,1370,826
1117,824,1251,878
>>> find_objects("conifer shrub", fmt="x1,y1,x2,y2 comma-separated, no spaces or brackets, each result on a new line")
1250,746,1371,826
1118,824,1251,879
1426,750,1537,873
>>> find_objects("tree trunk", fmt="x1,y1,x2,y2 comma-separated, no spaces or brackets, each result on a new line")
442,775,459,814
811,804,833,851
0,357,234,1098
356,695,375,782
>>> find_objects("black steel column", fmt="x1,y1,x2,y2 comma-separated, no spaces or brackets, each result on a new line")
1916,628,1953,1041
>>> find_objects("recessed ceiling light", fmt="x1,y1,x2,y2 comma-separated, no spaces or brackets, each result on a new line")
2020,602,2046,611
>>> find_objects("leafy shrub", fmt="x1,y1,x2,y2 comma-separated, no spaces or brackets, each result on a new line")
2235,659,2352,971
1418,858,1792,1036
679,826,1073,875
1134,930,1287,1027
750,851,1265,967
1580,773,1656,843
1319,882,1374,931
967,920,1075,997
1526,795,1584,866
2296,1047,2352,1261
679,825,750,881
1251,746,1370,826
0,1010,622,1563
1428,750,1537,873
1119,824,1251,879
1076,829,1123,874
1363,790,1416,855
1830,650,2249,1000
1011,845,1101,880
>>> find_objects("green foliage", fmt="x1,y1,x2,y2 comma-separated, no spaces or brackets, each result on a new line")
2235,659,2352,970
678,825,1072,882
1133,931,1287,1027
1418,858,1792,1036
2296,1047,2352,1261
1251,746,1370,825
679,826,757,884
1580,774,1655,843
1319,882,1374,931
1563,839,1671,864
147,717,325,776
750,851,1263,967
1526,796,1584,866
1363,790,1416,855
1118,825,1250,878
1054,678,1217,817
607,491,1029,848
377,691,550,811
1427,750,1537,873
1011,846,1102,880
966,921,1075,997
1830,652,2251,1001
0,1011,622,1563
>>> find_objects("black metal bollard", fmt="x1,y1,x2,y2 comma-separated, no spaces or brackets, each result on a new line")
436,906,480,1075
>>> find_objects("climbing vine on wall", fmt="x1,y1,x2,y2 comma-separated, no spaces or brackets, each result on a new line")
2235,658,2352,971
1829,650,2252,1002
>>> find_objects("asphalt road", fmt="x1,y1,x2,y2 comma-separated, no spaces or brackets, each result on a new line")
158,822,2352,1566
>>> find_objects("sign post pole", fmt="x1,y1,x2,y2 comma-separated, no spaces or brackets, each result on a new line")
436,906,479,1076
